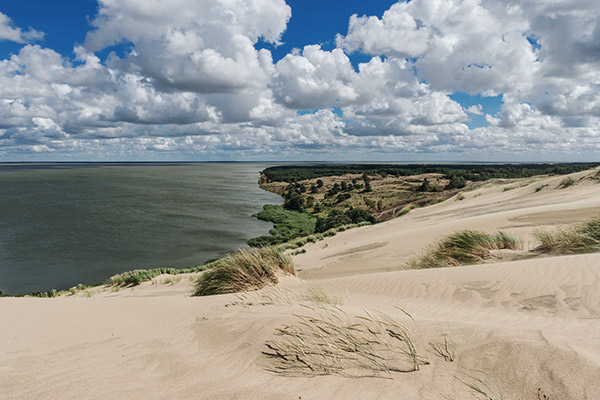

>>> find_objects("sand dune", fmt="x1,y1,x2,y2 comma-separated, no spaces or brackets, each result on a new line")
294,170,600,278
1,170,600,399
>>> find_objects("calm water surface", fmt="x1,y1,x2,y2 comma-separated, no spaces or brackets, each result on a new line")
0,163,281,295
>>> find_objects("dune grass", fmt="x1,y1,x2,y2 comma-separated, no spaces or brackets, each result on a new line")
304,286,343,305
429,335,456,362
395,204,418,218
558,176,576,188
409,230,522,269
535,215,600,254
455,371,505,400
193,247,295,296
106,264,212,287
264,306,428,377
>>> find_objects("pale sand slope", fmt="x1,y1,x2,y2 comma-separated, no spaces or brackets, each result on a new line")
294,169,600,278
1,170,599,399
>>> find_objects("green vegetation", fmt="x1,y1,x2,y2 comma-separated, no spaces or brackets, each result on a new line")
106,264,212,287
535,215,600,254
395,204,418,217
558,176,576,188
315,208,375,233
274,221,372,252
261,163,597,183
193,247,295,296
248,204,316,247
409,230,522,269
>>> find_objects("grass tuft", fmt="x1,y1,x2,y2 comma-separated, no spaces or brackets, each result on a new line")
429,335,456,362
535,215,600,254
455,371,505,400
193,247,295,296
409,230,521,269
304,286,343,305
558,176,576,188
264,306,428,377
395,204,418,218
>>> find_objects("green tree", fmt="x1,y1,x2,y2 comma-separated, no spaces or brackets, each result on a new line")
313,202,321,214
446,175,466,189
417,178,430,192
283,191,305,212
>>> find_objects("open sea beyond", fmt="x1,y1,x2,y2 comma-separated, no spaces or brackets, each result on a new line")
0,163,281,295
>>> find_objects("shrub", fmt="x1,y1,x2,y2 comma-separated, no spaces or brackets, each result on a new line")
193,247,295,296
249,204,316,246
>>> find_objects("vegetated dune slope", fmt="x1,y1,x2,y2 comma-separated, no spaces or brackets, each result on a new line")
294,169,600,278
1,170,599,399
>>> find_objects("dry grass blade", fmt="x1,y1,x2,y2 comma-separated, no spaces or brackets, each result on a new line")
429,335,456,362
303,286,343,305
455,371,505,400
264,306,428,377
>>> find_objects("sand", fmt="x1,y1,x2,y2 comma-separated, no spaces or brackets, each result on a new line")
1,170,599,399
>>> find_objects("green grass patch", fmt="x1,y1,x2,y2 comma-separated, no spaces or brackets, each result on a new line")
535,215,600,254
395,204,418,218
558,176,576,188
409,230,522,269
193,247,295,296
248,204,316,247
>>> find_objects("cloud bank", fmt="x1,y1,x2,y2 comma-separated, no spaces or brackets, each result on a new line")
0,0,599,161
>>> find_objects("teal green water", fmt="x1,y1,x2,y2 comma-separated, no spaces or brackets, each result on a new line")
0,163,281,295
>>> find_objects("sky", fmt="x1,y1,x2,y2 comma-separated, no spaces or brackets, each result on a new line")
0,0,599,162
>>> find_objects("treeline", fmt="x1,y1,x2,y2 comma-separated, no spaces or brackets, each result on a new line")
262,163,598,183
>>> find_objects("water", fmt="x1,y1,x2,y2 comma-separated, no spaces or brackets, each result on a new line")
0,163,282,295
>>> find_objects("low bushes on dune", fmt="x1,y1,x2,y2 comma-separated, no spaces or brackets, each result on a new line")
409,230,522,269
535,215,600,254
193,247,295,296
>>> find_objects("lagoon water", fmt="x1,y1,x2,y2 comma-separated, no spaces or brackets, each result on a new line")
0,163,281,295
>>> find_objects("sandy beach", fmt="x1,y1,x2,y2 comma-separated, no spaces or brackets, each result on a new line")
2,170,600,399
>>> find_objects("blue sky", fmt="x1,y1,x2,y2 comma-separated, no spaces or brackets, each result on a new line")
0,0,598,161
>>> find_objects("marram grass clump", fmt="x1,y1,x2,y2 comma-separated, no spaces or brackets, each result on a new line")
535,215,600,254
409,230,521,269
193,247,295,296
